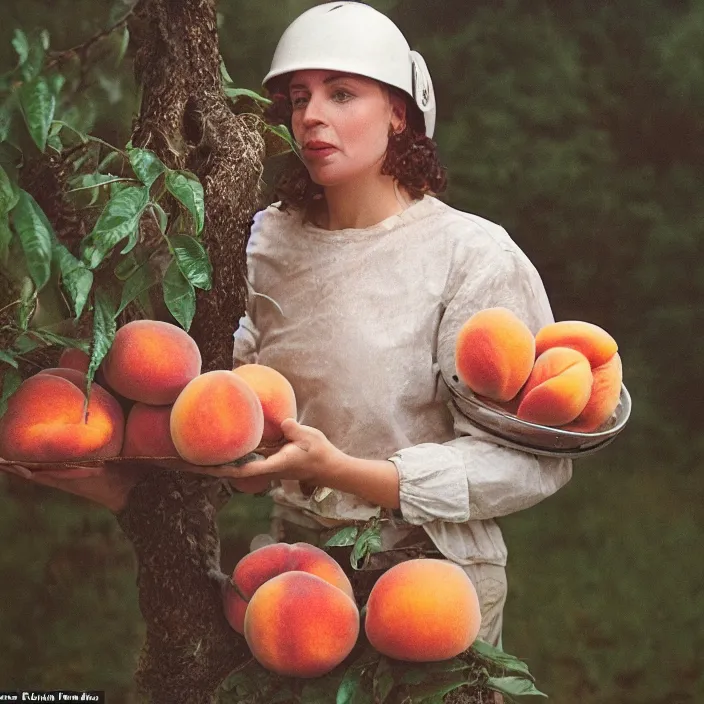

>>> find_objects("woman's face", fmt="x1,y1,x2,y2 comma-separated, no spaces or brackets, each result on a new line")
288,69,405,188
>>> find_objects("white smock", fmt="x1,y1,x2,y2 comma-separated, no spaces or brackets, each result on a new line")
232,195,573,568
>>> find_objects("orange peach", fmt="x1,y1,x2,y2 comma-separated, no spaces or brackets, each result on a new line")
0,368,124,462
364,559,481,661
232,364,297,444
170,370,263,465
455,307,535,402
224,541,355,635
535,320,617,369
244,571,359,677
122,403,178,457
101,320,201,405
58,348,91,373
516,347,593,426
563,353,622,432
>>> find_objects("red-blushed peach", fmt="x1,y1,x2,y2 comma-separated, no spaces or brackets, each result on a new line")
364,558,481,661
224,541,355,635
232,364,297,444
122,403,179,457
101,320,201,404
169,370,263,465
455,307,535,402
0,368,124,462
516,347,593,426
58,348,91,373
534,320,618,369
563,352,623,432
244,571,360,677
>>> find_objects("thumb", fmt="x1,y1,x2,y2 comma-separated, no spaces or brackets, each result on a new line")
280,417,305,440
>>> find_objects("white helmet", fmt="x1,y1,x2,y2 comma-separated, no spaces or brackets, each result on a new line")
263,2,437,138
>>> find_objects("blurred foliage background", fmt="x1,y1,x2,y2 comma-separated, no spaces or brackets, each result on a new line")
1,1,702,702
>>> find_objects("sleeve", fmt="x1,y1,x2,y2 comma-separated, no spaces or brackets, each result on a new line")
231,212,264,368
387,235,573,525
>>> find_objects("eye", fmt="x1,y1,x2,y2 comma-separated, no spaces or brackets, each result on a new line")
332,89,352,102
291,95,308,109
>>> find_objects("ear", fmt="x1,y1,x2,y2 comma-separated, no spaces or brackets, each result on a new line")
389,92,407,133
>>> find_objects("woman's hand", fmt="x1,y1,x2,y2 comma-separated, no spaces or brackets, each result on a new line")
0,459,150,513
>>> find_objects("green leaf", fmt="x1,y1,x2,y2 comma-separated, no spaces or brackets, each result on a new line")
163,258,196,331
0,96,17,144
117,261,158,315
53,243,94,319
11,29,29,67
324,526,359,548
116,26,130,66
224,86,272,105
0,350,18,368
265,123,298,154
150,202,168,233
17,276,36,331
336,647,379,704
409,672,474,703
0,164,19,214
373,657,396,704
170,234,212,290
165,169,205,234
0,213,12,265
119,225,140,255
13,189,53,290
86,288,117,398
485,676,547,698
80,185,149,268
471,639,535,682
17,30,48,82
18,76,56,152
350,523,383,571
0,368,22,418
128,147,166,188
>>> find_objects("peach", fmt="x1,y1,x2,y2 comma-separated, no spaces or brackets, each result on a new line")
224,541,355,635
0,368,124,462
244,571,359,677
58,348,91,373
535,320,618,369
364,559,481,662
169,370,263,465
455,307,535,402
101,320,201,404
122,403,179,457
516,347,593,426
232,364,297,444
563,353,622,432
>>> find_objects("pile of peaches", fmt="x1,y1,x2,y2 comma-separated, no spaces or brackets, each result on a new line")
223,541,483,677
0,320,298,468
454,308,623,432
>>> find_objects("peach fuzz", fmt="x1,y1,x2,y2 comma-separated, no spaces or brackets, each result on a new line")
101,320,201,405
58,348,91,373
0,368,124,462
244,571,359,678
563,352,623,432
224,541,355,635
364,559,481,662
455,307,535,402
122,403,179,457
535,320,618,369
232,364,297,444
170,370,263,465
517,347,593,426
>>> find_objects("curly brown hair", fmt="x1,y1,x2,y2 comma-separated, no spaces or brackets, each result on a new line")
261,78,447,215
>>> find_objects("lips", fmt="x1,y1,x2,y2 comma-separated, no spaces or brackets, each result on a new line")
304,140,337,151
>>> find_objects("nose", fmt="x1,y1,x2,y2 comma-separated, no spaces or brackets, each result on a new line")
301,91,326,128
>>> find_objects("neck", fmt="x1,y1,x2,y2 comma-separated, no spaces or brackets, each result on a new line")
312,175,414,231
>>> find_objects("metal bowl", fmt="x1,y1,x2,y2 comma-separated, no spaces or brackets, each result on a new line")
444,374,632,458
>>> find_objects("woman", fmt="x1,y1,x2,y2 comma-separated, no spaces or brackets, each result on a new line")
226,2,573,650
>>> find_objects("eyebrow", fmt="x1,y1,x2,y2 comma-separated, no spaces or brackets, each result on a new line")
289,73,360,90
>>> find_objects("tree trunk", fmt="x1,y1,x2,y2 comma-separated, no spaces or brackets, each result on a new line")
114,0,266,701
